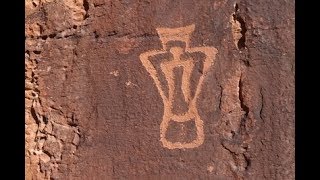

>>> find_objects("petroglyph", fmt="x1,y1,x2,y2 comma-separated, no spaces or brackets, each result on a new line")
110,70,119,77
139,24,218,149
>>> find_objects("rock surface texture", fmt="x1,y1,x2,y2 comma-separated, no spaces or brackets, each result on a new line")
25,0,294,179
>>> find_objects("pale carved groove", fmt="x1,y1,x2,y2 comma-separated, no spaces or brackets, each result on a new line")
139,24,218,149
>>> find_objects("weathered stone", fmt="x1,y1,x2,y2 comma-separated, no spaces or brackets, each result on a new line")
39,159,51,173
43,139,61,158
72,133,80,146
52,123,74,142
25,0,294,179
39,152,51,163
44,121,53,134
48,110,68,125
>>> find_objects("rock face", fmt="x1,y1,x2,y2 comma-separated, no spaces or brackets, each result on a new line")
25,0,294,179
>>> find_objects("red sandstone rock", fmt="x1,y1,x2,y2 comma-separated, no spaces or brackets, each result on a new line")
25,0,294,179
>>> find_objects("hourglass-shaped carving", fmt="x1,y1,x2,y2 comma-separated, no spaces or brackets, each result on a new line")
139,24,218,149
